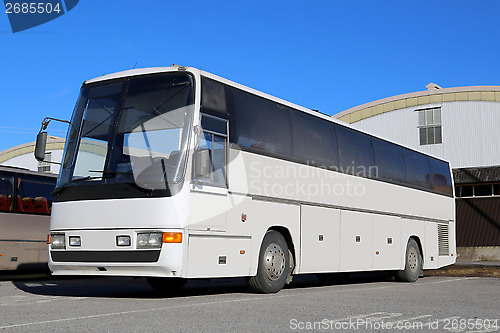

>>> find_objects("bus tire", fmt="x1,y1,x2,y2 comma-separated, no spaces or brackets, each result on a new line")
248,231,291,294
147,277,187,293
395,238,422,282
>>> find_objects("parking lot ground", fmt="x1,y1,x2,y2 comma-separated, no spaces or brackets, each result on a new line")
0,273,498,332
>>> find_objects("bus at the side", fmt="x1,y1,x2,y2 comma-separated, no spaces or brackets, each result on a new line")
36,66,455,293
0,166,57,271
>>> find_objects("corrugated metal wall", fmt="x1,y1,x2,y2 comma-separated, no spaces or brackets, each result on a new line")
352,101,500,169
456,197,500,246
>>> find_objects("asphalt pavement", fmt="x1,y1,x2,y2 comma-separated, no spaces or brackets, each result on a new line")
0,273,498,332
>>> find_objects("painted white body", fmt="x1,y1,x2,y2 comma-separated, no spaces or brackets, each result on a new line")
48,67,456,279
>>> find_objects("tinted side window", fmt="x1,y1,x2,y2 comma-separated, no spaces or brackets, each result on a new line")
428,158,453,196
16,175,57,215
372,138,405,183
0,172,14,212
290,111,338,168
201,112,228,135
403,149,431,189
336,125,375,177
229,88,292,157
201,77,228,116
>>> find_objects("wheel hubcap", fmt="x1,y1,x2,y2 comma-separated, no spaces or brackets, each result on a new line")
264,243,286,281
408,247,418,272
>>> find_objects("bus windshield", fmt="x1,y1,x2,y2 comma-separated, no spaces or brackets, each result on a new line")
57,72,194,192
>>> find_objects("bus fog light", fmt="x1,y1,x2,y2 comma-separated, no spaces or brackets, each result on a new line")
69,236,81,247
116,236,131,247
51,234,65,249
137,233,163,248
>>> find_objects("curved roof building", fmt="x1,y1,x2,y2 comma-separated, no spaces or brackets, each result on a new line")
0,136,64,174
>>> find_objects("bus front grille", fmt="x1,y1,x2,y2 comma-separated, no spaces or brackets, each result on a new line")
50,250,161,263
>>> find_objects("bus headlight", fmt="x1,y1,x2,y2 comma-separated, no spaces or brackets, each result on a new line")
137,233,163,248
51,234,65,249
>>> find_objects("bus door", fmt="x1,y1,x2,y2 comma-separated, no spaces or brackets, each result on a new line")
189,113,228,231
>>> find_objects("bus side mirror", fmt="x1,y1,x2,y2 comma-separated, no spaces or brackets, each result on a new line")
35,132,48,162
194,148,211,180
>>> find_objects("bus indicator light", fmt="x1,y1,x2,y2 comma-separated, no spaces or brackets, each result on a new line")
163,232,182,243
47,234,51,244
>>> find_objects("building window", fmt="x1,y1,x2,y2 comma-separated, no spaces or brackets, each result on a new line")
417,107,442,145
38,152,51,173
455,183,500,198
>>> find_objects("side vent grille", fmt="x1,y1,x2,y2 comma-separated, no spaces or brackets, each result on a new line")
438,224,449,256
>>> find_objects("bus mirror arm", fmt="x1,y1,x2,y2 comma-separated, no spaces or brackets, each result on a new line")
35,117,75,165
39,117,77,133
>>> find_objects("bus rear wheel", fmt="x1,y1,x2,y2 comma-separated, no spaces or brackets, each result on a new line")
248,231,291,294
395,238,422,282
147,277,187,294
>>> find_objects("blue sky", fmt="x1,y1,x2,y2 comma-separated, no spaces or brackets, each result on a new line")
1,0,500,153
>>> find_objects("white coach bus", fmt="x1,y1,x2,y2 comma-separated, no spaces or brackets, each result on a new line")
35,66,455,293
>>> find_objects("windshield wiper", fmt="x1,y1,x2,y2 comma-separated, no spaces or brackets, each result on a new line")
89,170,136,182
52,175,104,196
89,170,153,192
53,170,153,196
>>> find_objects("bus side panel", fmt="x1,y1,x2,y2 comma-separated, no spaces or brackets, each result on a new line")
189,190,227,231
0,213,49,270
339,210,374,272
226,194,254,239
185,236,251,278
401,219,425,270
424,222,439,269
249,200,300,277
299,205,340,274
372,215,402,271
227,148,301,276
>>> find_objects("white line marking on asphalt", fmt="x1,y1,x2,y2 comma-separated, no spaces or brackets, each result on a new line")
0,276,481,329
385,314,432,325
330,312,386,322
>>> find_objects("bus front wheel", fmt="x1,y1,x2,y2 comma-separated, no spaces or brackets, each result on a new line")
395,238,422,282
248,231,291,294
